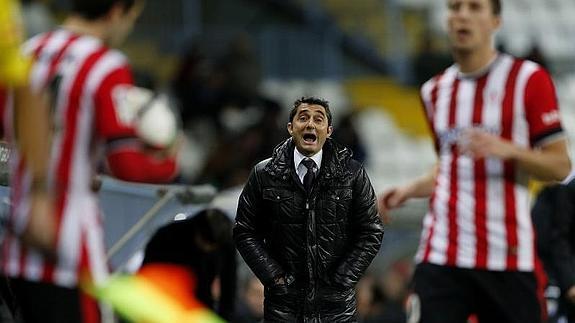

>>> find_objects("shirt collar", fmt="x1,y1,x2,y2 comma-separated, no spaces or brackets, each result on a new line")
294,147,323,171
456,52,501,79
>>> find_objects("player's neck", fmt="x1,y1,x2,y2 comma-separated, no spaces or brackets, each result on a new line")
62,16,108,43
453,46,498,74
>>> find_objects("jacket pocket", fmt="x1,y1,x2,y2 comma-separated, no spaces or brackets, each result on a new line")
317,283,356,315
263,188,293,202
264,283,302,315
263,188,296,222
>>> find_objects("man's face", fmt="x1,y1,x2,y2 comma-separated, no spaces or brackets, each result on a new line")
446,0,500,53
287,103,333,156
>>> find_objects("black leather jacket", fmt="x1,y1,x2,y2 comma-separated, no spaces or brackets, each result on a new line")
532,183,575,295
234,138,384,322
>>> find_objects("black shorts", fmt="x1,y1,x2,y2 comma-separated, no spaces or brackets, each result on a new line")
1,277,101,323
408,263,542,323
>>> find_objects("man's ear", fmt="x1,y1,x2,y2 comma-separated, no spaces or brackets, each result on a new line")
327,125,333,137
492,15,502,31
287,122,293,136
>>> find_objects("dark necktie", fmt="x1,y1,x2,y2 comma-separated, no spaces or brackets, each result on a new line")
302,158,316,193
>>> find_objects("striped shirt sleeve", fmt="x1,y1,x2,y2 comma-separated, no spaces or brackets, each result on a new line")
523,68,564,147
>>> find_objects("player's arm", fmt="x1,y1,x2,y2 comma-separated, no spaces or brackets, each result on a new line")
512,139,570,182
13,87,58,256
0,83,57,257
0,0,57,257
515,67,571,180
397,164,437,199
462,68,571,182
462,130,570,181
95,67,179,183
105,139,178,183
0,0,52,187
522,68,571,181
378,164,437,222
14,87,52,183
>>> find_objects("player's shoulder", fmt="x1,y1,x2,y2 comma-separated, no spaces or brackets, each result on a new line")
85,41,129,71
24,30,128,67
420,64,457,95
97,49,130,80
507,53,548,78
100,47,129,65
79,43,132,95
85,45,131,85
22,31,49,54
63,30,129,65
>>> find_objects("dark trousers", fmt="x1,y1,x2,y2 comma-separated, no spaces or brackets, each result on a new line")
0,277,100,323
548,295,575,323
410,263,542,323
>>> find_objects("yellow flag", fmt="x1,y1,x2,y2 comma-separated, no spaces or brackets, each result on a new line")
83,264,226,323
0,0,31,85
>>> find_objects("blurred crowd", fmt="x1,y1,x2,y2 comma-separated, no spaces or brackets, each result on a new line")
171,33,285,188
170,33,366,189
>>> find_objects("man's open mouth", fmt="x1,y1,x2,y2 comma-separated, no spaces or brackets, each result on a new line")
303,133,317,143
456,28,471,37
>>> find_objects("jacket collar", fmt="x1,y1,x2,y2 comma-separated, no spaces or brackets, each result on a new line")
264,137,352,182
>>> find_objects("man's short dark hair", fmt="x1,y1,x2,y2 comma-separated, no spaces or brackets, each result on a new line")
490,0,501,16
289,96,332,126
71,0,137,20
193,208,232,247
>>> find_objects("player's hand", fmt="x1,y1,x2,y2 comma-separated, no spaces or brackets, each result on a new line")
378,187,410,224
566,285,575,304
459,128,517,160
21,190,57,260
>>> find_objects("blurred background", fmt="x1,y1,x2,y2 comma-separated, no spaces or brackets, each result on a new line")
15,0,575,321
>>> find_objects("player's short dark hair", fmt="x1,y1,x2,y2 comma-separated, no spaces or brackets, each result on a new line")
71,0,137,20
193,208,232,247
289,96,332,126
490,0,501,16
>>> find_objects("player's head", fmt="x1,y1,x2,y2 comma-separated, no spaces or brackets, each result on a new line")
70,0,144,46
288,97,333,157
446,0,501,54
192,208,232,252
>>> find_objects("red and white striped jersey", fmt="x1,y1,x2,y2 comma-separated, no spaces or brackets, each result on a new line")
0,29,177,287
415,53,564,272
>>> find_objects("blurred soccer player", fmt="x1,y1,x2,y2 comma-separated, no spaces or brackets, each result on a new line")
0,0,55,256
379,0,571,322
0,0,179,322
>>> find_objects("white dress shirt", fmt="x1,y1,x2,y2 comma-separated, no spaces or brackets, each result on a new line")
294,148,322,184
